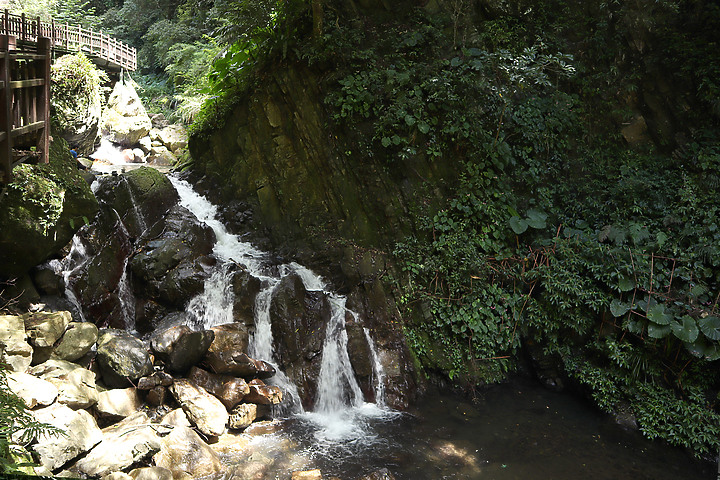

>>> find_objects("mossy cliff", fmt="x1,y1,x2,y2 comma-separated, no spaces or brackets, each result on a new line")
188,0,720,455
0,138,98,279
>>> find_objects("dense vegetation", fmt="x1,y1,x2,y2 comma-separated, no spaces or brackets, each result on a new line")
8,0,720,461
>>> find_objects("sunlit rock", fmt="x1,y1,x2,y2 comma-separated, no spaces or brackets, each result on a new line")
7,372,58,408
245,379,283,405
23,311,71,348
101,79,152,146
96,387,142,419
29,358,99,409
96,329,153,388
53,321,98,362
0,314,33,372
228,403,257,430
76,412,165,478
152,426,223,478
169,379,228,437
32,403,103,471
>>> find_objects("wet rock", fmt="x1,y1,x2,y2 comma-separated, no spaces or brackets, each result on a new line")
32,265,64,296
32,403,103,471
76,412,165,478
244,379,283,405
7,372,58,408
157,125,188,153
96,329,153,388
146,386,167,406
96,388,142,418
358,468,397,480
101,79,152,146
29,358,99,409
137,371,174,390
203,323,254,375
228,403,257,430
129,466,174,480
0,314,33,372
345,319,373,378
292,470,322,480
187,366,250,410
269,273,330,406
231,267,262,327
150,317,214,374
169,379,228,437
243,419,283,436
53,322,98,362
148,146,176,166
159,408,191,428
0,139,99,278
152,426,223,478
23,311,71,348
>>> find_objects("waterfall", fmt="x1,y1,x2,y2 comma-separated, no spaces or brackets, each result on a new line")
364,328,386,407
50,235,91,322
169,176,394,438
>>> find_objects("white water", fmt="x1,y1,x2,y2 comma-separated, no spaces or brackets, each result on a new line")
169,175,396,442
49,235,91,322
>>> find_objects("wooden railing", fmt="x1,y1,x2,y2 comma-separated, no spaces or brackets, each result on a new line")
1,10,136,71
0,34,50,183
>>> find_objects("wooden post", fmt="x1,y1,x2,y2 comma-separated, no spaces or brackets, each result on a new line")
20,13,25,42
3,10,8,36
0,35,14,183
36,36,49,165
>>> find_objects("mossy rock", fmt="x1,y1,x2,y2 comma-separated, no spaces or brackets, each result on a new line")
0,138,98,278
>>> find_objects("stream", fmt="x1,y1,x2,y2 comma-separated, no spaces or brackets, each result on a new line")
70,165,713,480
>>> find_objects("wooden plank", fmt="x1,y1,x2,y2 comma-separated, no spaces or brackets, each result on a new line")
9,78,44,88
11,120,44,137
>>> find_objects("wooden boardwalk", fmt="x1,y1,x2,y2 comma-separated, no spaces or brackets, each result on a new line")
0,11,136,183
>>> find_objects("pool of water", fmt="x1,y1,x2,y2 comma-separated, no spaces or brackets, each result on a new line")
225,379,714,480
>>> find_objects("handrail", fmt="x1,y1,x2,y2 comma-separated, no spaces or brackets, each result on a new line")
0,10,136,71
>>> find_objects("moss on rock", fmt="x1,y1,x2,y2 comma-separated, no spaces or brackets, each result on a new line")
0,137,99,278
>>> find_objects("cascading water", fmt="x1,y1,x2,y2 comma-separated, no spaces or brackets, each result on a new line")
49,235,90,323
169,176,394,438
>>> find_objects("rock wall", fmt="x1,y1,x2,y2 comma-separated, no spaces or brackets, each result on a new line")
189,63,434,405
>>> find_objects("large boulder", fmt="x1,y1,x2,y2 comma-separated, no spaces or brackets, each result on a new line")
232,267,262,327
23,311,72,348
96,329,153,388
187,366,250,410
157,125,188,153
32,403,103,471
101,79,152,146
227,403,257,430
96,388,143,419
93,167,180,240
0,314,33,372
202,323,274,378
7,372,58,408
29,359,99,409
244,379,283,405
269,273,330,406
129,205,215,312
50,53,104,155
0,139,99,277
150,316,214,374
152,426,223,478
53,322,98,361
169,379,228,437
75,412,165,478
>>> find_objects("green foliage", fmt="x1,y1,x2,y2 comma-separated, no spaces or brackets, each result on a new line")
50,53,108,132
301,1,720,458
0,363,63,474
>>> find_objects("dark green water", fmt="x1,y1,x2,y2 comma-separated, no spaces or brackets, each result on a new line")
268,379,714,480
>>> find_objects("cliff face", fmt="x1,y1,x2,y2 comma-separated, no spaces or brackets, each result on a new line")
189,64,452,257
